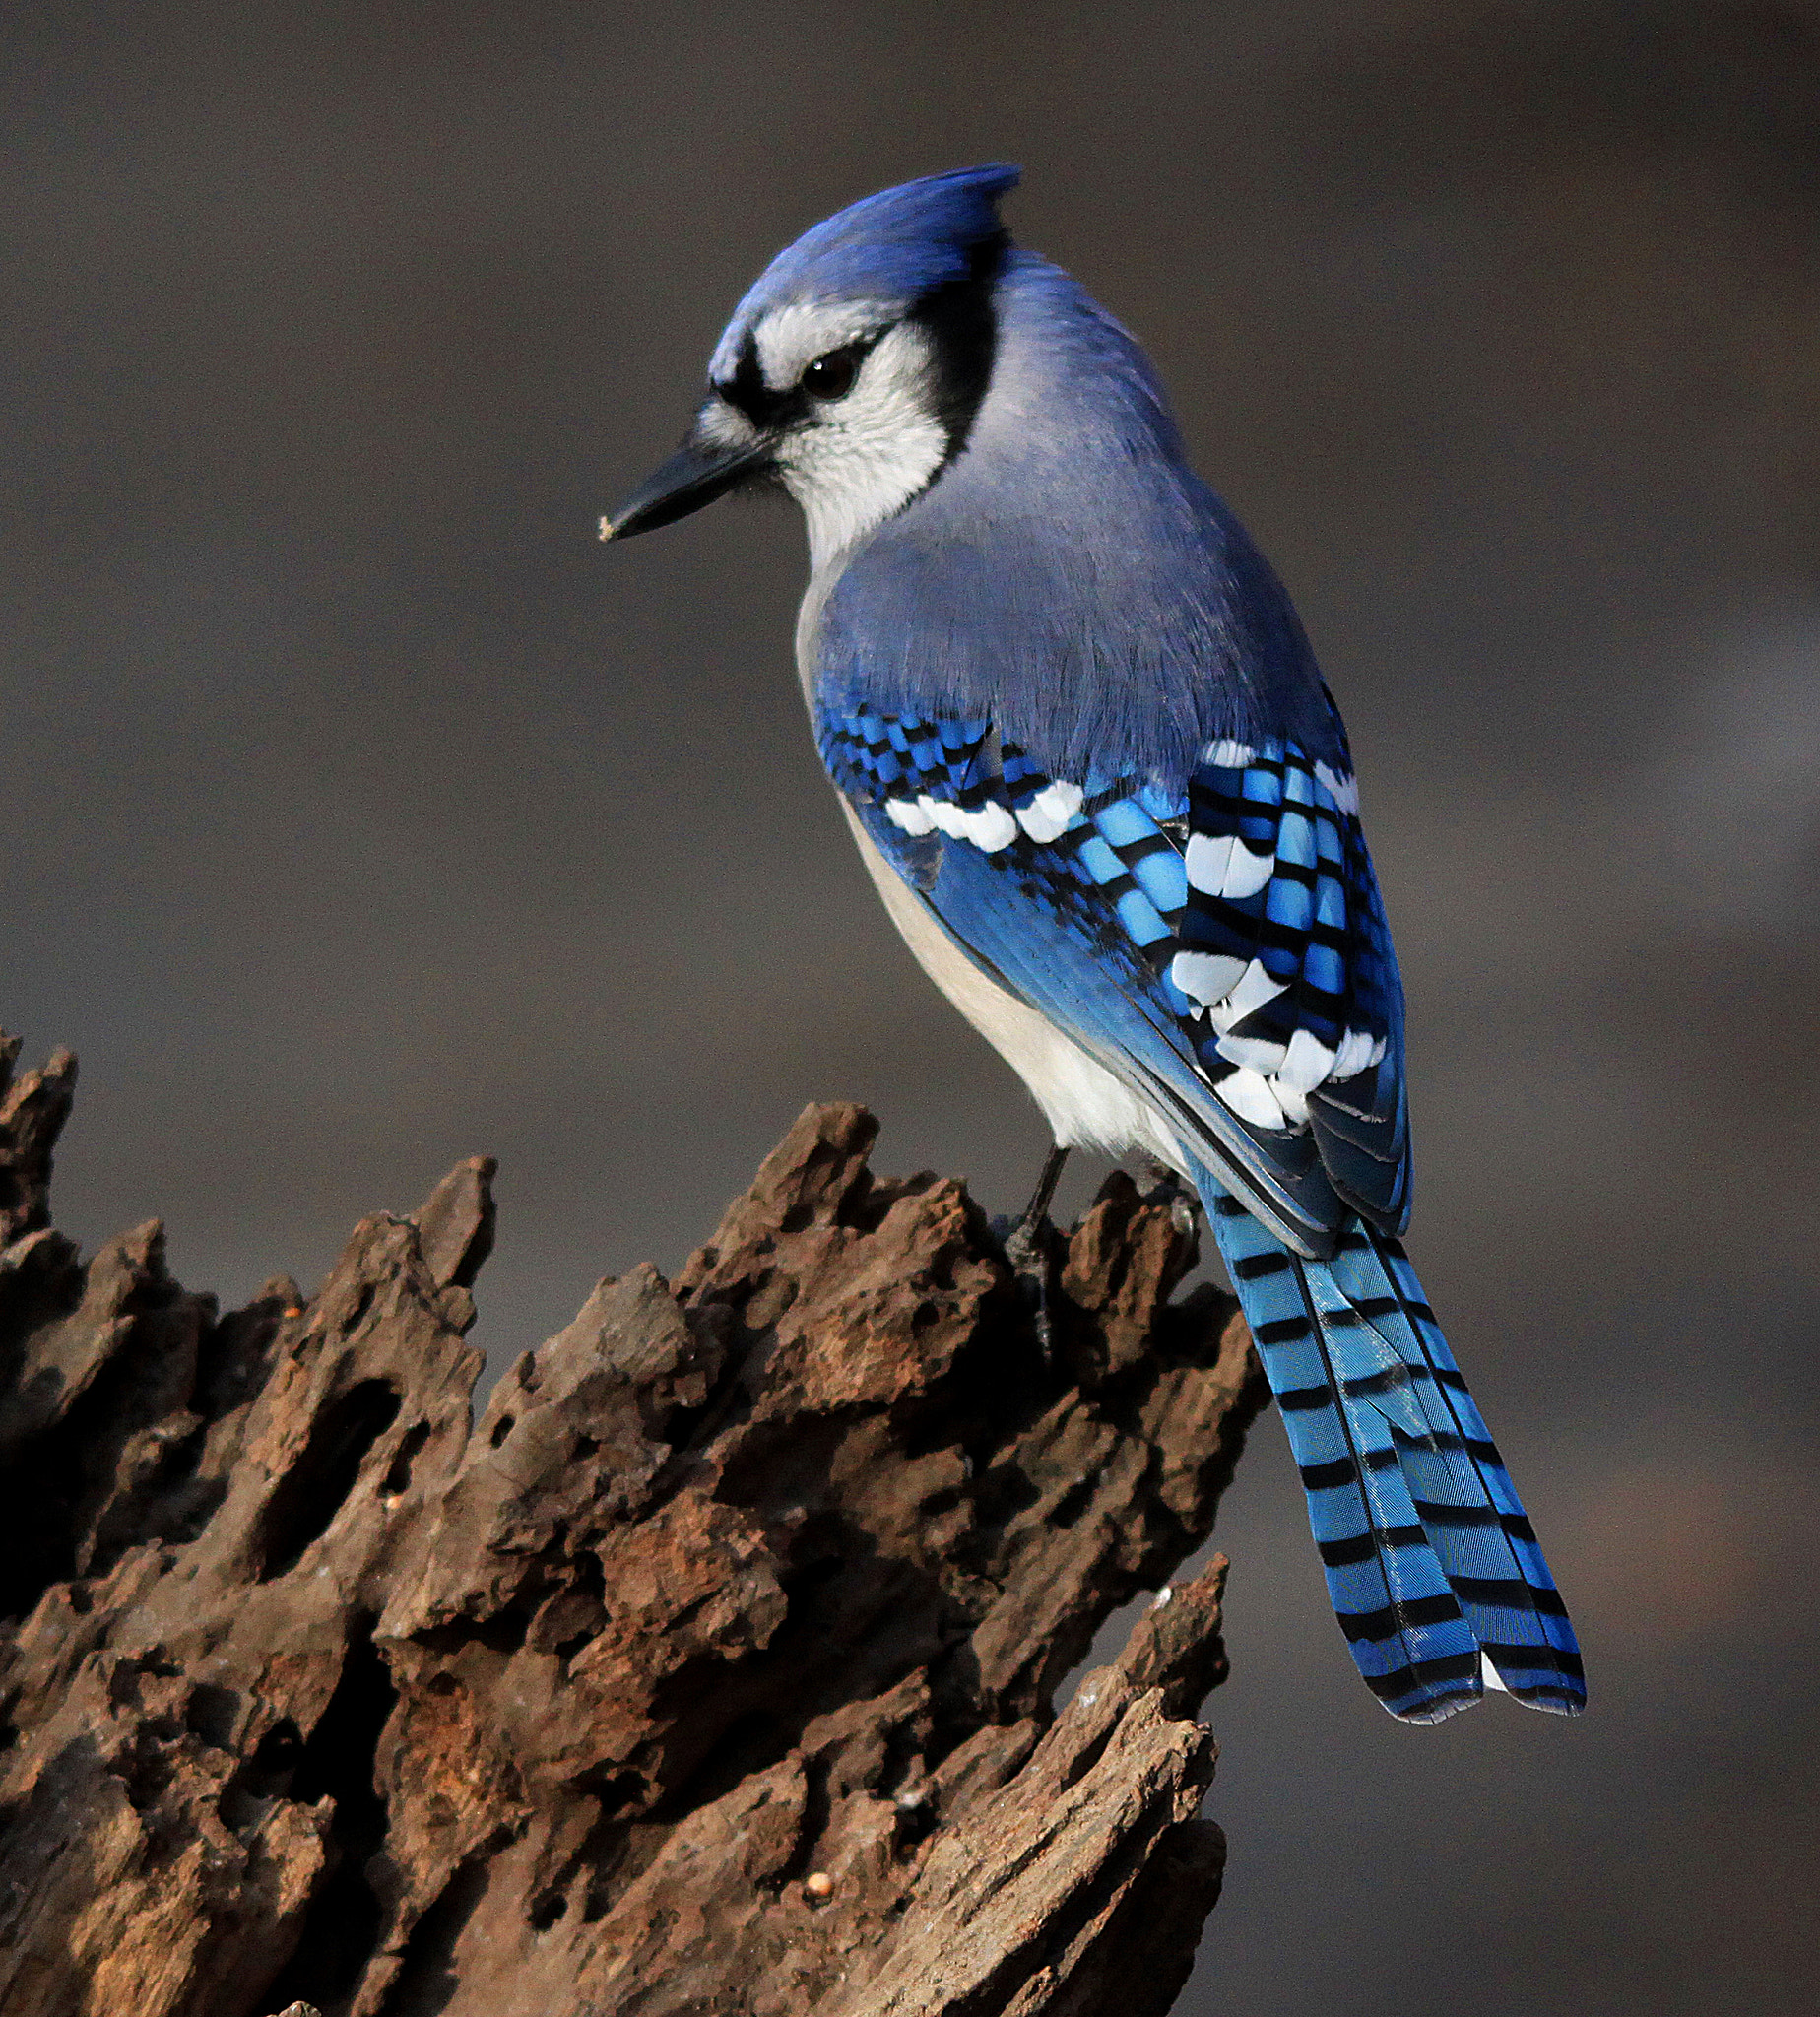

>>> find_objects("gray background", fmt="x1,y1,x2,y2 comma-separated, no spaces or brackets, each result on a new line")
4,3,1817,2010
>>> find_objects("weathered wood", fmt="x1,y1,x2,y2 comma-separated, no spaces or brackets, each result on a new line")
0,1035,1267,2016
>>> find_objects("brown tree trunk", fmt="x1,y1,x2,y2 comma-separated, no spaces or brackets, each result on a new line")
0,1032,1267,2017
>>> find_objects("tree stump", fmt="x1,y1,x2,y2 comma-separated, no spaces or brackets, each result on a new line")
0,1032,1268,2016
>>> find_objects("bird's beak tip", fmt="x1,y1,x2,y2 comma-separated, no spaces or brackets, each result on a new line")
599,433,769,547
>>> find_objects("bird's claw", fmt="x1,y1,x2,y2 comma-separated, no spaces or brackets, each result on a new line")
993,1143,1071,1370
998,1210,1062,1369
1137,1162,1201,1246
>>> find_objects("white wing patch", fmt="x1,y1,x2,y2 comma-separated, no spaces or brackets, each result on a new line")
1208,957,1291,1074
884,793,1018,852
882,776,1085,855
1016,780,1084,842
1216,1067,1288,1130
1185,829,1273,900
883,797,937,837
1173,789,1386,1127
1332,1027,1388,1080
1176,931,1385,1127
1277,1027,1338,1092
1170,949,1246,1003
1314,761,1359,814
1206,956,1285,1028
875,740,1386,1140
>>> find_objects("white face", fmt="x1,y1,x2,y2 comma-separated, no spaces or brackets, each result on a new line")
700,299,950,571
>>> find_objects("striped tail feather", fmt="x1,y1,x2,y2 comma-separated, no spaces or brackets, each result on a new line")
1202,1188,1586,1722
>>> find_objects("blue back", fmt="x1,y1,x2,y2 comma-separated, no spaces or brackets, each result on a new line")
814,253,1346,786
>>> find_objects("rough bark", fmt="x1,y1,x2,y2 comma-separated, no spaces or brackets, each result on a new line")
0,1033,1268,2017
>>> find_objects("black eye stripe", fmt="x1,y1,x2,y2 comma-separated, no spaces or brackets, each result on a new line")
713,330,808,429
713,328,890,427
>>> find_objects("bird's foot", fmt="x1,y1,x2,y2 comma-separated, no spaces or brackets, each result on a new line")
1136,1157,1201,1245
997,1208,1062,1369
993,1143,1071,1370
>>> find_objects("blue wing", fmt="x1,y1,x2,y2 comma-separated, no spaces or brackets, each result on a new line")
816,701,1407,1258
817,699,1585,1722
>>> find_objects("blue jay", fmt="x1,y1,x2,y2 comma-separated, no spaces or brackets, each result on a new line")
605,165,1583,1724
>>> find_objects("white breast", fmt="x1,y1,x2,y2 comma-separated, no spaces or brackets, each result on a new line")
840,804,1186,1169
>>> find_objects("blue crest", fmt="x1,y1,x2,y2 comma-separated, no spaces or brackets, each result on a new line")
731,163,1021,321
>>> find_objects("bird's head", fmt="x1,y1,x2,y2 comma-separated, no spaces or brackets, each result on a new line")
603,164,1018,568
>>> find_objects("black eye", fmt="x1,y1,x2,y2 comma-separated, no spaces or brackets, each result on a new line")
801,346,862,401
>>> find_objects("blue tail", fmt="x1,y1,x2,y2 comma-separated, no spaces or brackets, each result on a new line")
1202,1187,1585,1723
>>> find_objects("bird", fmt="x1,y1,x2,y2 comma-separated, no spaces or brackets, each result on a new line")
603,164,1584,1724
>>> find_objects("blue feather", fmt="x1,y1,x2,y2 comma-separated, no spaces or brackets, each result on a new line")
1202,1189,1585,1719
813,257,1347,783
723,164,1022,332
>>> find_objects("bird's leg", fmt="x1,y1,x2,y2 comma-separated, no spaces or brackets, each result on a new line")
998,1143,1070,1365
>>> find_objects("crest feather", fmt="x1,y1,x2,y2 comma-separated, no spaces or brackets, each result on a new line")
733,164,1020,321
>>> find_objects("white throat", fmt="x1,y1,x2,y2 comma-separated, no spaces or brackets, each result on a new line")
771,320,949,571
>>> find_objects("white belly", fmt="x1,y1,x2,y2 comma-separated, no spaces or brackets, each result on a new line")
842,804,1186,1169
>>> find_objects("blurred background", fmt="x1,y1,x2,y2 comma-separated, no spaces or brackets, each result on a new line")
4,2,1817,2009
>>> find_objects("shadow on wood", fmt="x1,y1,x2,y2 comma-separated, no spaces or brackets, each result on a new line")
0,1033,1268,2016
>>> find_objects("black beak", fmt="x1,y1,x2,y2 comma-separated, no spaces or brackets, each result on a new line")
599,429,772,541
